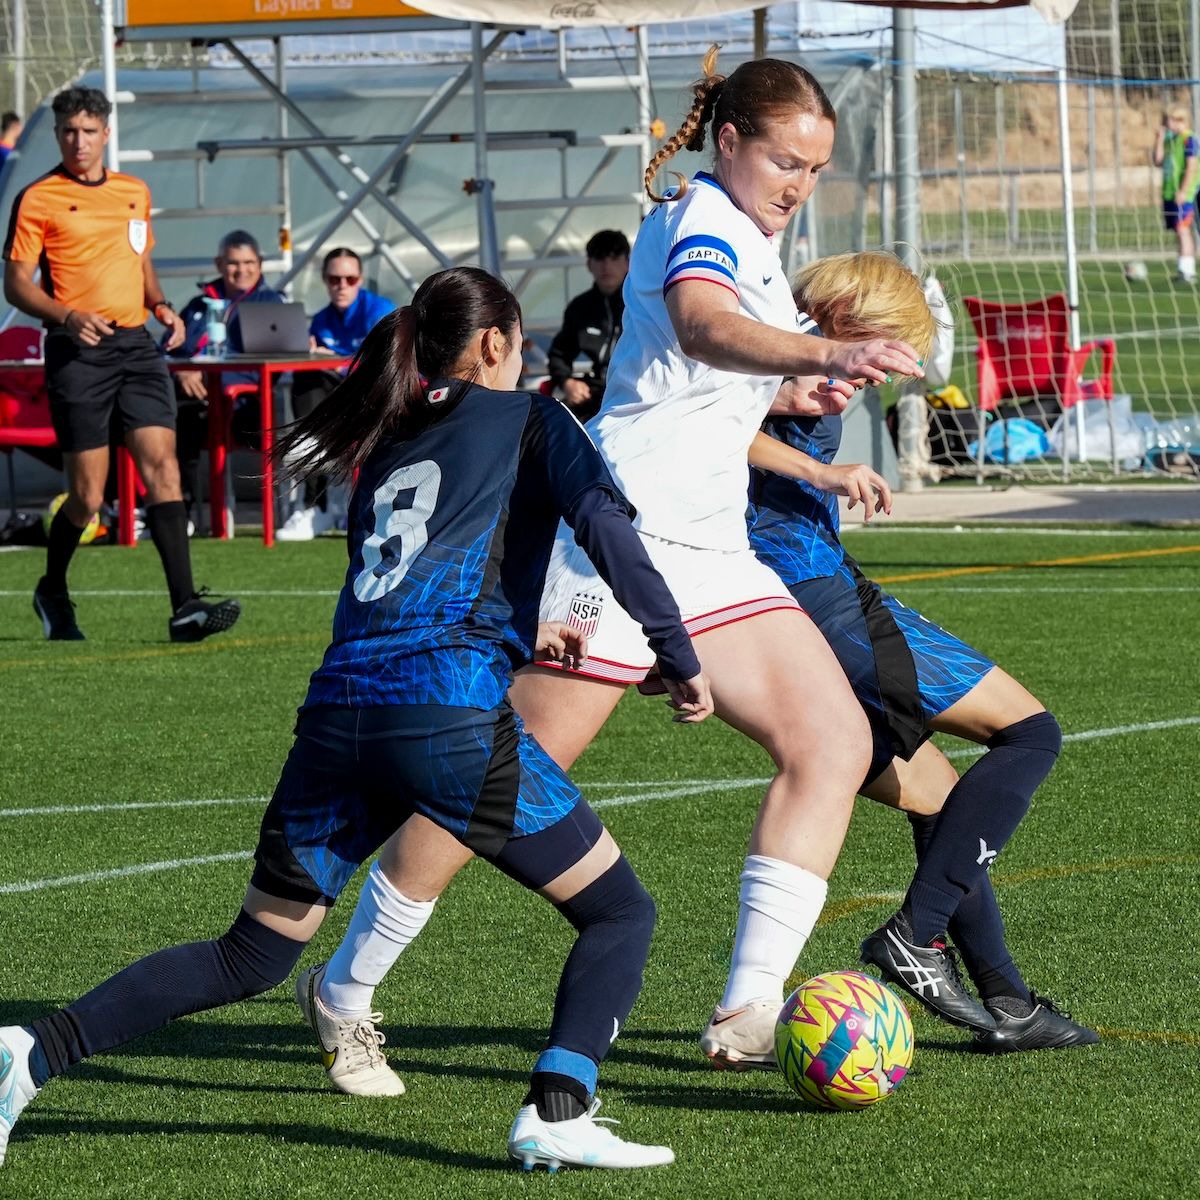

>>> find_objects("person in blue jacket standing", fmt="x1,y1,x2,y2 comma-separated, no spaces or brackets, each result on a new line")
278,247,395,540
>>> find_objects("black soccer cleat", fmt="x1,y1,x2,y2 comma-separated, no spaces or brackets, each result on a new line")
861,913,997,1034
973,991,1100,1054
168,588,241,643
32,577,85,641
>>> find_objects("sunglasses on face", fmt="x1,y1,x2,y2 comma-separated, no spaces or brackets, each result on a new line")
325,274,360,286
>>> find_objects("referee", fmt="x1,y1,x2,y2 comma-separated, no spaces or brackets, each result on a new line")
3,86,239,642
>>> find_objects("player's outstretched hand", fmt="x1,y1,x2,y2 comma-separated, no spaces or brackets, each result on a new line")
535,621,587,670
810,461,893,521
664,672,714,725
825,338,923,388
771,374,852,418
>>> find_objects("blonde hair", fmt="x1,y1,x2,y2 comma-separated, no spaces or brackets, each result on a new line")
1167,105,1191,124
792,251,939,371
644,45,836,204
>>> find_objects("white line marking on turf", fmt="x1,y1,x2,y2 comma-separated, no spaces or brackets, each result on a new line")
0,796,271,819
2,717,1197,894
0,851,252,895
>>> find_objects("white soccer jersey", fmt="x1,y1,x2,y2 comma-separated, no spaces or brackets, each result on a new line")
588,171,818,552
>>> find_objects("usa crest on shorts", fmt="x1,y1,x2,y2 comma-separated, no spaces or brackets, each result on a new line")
568,591,604,640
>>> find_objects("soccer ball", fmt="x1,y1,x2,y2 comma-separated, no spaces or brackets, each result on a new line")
775,970,914,1110
43,493,101,545
1124,260,1149,283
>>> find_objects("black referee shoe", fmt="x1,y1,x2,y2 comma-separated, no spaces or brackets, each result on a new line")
973,992,1100,1054
861,913,997,1033
33,577,85,641
168,588,241,643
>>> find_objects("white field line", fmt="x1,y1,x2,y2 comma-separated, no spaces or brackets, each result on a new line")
0,851,252,895
1,715,1196,896
1107,324,1200,342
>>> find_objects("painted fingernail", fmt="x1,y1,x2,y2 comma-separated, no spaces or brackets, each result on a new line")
917,358,925,366
885,374,894,384
826,377,836,387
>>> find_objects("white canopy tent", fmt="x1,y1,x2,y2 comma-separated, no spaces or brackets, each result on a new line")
100,0,1080,290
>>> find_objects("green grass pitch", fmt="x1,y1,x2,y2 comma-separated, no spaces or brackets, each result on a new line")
0,525,1197,1197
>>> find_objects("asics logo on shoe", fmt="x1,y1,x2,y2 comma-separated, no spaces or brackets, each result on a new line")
977,838,998,868
886,929,944,997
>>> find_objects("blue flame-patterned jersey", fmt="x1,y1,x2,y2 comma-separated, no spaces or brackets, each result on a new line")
747,411,846,584
303,382,632,712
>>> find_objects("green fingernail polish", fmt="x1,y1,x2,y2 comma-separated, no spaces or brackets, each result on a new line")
918,358,925,367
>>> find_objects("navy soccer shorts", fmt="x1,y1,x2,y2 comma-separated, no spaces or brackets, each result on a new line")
251,701,600,906
790,555,994,782
44,324,176,453
1164,198,1196,231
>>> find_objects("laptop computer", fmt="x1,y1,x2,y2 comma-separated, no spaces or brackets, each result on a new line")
233,302,310,355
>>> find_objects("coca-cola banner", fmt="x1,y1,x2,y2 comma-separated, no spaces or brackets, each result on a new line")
411,0,1078,28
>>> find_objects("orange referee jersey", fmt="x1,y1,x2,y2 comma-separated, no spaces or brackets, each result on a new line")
4,166,155,328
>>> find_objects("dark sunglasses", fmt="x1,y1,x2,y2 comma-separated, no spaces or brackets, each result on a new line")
325,274,360,286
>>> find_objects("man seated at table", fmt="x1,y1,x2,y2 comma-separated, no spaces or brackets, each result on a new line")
170,230,286,525
276,247,394,541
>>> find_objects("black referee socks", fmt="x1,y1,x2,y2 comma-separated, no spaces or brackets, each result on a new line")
145,500,196,611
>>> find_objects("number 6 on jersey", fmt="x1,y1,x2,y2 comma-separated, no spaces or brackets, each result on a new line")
353,460,442,602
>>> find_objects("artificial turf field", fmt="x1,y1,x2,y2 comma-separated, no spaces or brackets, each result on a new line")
0,522,1197,1198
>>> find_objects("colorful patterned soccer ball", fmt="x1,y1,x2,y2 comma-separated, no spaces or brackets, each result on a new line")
43,493,101,545
775,970,914,1110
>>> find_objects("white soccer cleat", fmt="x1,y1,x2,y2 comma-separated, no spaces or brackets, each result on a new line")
0,1026,39,1167
276,506,336,542
699,999,781,1071
507,1099,674,1172
295,964,405,1097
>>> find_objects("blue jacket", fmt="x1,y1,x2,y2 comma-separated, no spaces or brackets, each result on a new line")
309,289,395,358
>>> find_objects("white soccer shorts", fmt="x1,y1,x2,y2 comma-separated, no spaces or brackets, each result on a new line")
538,527,799,684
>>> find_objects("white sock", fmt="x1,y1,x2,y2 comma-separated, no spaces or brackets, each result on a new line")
720,855,828,1010
1180,255,1195,278
320,861,437,1017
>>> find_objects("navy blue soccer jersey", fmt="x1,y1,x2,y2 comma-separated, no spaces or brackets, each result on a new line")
304,382,693,712
747,412,846,585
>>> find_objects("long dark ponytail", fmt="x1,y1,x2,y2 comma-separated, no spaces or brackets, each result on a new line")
275,265,521,480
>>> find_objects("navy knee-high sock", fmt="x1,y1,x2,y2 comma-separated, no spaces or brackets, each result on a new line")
903,711,1061,947
524,856,656,1122
26,910,306,1084
908,813,1030,1003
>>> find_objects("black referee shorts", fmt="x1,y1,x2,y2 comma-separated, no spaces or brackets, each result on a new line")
44,324,176,453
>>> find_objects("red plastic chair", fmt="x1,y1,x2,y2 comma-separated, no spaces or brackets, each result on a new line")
0,325,140,546
963,294,1115,412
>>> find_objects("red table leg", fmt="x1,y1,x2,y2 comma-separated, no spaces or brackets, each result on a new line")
116,447,137,547
206,370,230,540
261,364,274,547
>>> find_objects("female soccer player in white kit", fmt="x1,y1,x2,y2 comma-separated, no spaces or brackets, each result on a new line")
296,48,923,1085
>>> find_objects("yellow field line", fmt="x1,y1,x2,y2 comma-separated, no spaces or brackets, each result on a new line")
818,852,1199,928
1092,1026,1200,1047
875,542,1200,585
0,632,324,672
